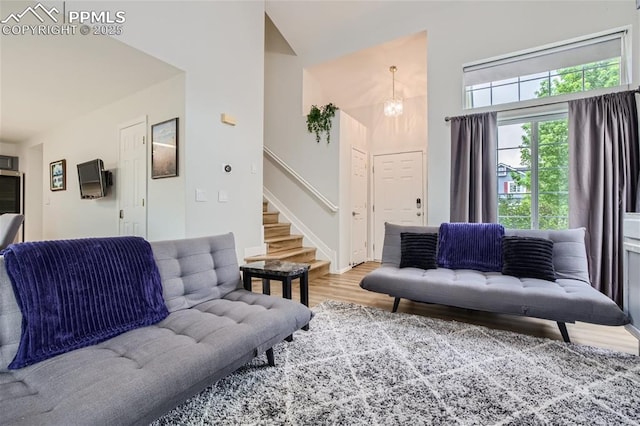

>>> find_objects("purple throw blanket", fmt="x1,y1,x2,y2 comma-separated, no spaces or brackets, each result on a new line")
4,237,168,369
437,223,505,272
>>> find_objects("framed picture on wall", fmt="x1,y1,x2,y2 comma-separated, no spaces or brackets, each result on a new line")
50,159,66,191
151,117,179,179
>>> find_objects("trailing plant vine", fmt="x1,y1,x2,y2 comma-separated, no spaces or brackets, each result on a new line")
306,103,338,143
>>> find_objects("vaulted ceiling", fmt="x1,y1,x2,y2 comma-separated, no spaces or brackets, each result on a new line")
0,1,426,145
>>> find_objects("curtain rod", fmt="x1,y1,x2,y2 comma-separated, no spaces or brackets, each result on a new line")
444,86,640,122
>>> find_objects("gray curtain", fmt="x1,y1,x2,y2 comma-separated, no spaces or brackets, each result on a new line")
636,93,640,212
569,91,639,305
449,112,498,222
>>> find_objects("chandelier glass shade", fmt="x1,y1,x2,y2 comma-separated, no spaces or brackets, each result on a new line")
384,65,403,117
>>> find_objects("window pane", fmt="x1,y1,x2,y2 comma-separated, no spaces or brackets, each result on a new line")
470,88,491,108
539,191,569,230
539,192,569,217
584,61,620,89
539,168,569,192
470,82,490,90
498,148,529,170
492,83,519,105
498,193,531,229
520,77,548,100
498,123,526,149
497,116,568,230
538,144,568,168
551,70,583,95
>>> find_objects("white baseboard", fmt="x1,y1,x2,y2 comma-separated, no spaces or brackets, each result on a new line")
336,265,352,274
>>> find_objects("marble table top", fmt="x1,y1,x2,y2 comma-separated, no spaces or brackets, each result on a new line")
240,260,310,277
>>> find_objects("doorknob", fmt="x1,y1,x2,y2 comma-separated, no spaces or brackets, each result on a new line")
417,212,422,217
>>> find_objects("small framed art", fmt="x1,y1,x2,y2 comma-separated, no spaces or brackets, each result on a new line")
50,159,66,191
151,117,179,179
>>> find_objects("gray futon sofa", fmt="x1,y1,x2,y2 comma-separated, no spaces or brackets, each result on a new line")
360,223,629,341
0,233,312,425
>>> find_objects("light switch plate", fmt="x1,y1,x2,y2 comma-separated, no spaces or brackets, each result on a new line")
218,190,228,202
195,189,207,202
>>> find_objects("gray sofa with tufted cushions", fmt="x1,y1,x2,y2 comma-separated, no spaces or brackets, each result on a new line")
0,233,312,425
360,223,629,341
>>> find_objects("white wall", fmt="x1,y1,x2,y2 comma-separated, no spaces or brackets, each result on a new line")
266,0,639,229
117,1,265,258
347,95,427,156
23,144,42,241
0,143,19,156
20,75,185,241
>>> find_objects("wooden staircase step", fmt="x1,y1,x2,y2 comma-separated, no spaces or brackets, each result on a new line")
266,234,304,253
263,211,279,224
245,247,317,263
264,223,291,238
308,260,331,281
259,198,330,281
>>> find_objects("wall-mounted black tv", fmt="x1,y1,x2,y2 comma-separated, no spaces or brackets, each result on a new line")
77,159,109,199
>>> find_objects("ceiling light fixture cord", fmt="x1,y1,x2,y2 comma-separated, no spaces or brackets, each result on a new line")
391,65,397,98
384,65,403,117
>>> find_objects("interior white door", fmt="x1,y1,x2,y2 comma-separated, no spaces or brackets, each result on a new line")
350,148,368,266
373,151,424,260
118,118,147,237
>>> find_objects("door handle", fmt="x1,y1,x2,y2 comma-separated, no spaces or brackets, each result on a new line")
417,212,422,217
352,211,360,216
119,210,124,219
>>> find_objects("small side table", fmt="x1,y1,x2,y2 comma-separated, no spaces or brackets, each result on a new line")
240,260,310,329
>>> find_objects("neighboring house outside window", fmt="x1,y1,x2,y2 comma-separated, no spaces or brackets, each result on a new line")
463,28,628,230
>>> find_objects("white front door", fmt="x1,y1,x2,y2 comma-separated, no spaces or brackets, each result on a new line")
350,147,368,265
373,151,424,260
118,118,147,237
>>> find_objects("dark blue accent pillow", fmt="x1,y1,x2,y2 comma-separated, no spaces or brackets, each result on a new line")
4,237,168,370
502,236,556,281
437,223,505,272
400,232,438,270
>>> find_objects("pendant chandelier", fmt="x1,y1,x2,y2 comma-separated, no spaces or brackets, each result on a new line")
383,65,403,117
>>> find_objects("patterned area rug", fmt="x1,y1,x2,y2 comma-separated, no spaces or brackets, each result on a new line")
154,300,640,425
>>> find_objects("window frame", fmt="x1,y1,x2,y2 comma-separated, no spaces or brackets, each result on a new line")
497,110,568,230
462,27,631,111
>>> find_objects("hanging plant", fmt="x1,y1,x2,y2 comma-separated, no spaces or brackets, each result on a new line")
306,103,338,143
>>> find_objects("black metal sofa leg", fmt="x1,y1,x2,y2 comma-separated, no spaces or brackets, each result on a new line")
266,348,275,366
392,297,401,313
557,322,571,343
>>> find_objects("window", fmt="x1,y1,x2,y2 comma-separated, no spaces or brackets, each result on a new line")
497,115,569,230
464,29,627,109
508,182,525,194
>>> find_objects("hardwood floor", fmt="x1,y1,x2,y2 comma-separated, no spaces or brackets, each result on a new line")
251,262,640,355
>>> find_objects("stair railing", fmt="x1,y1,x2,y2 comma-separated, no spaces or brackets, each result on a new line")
263,146,339,213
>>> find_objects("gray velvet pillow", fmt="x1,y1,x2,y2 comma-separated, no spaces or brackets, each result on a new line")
504,228,590,283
